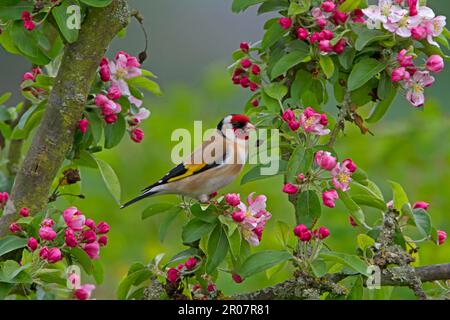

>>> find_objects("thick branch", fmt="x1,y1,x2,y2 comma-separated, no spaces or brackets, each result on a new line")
0,0,129,236
232,263,450,300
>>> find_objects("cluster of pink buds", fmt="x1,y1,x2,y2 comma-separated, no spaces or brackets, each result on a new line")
97,52,149,143
231,42,261,94
21,67,45,97
21,11,36,31
68,273,96,300
191,282,217,300
282,107,330,135
294,224,330,242
22,67,41,83
166,256,199,284
391,49,442,107
226,192,271,247
8,206,31,234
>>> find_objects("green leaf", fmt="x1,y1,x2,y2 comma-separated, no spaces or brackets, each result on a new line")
388,180,409,211
319,55,335,79
339,0,362,13
264,82,288,100
117,268,152,300
286,145,304,183
275,220,291,247
159,207,182,242
92,259,104,285
0,260,32,284
52,0,80,43
357,234,375,251
258,0,289,14
96,158,121,205
412,208,432,237
142,203,177,220
127,77,162,96
262,22,286,49
288,0,311,15
348,58,387,91
206,224,229,273
182,218,217,244
367,86,397,123
232,0,266,13
296,190,321,229
352,25,391,51
338,190,367,227
348,182,387,211
271,50,309,80
347,276,364,300
10,21,50,65
79,0,112,7
240,160,287,185
0,1,33,20
291,69,313,99
70,247,94,275
227,229,242,259
104,114,126,149
0,236,27,257
0,92,11,105
311,259,328,277
239,250,292,278
319,252,369,276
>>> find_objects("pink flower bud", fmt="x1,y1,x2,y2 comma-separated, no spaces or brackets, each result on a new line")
437,230,447,245
397,49,414,68
104,114,118,124
391,67,410,82
297,173,305,182
94,94,109,107
83,242,100,260
279,17,292,29
42,218,55,227
207,283,216,292
321,29,334,40
232,273,243,283
317,226,330,240
318,40,333,53
407,0,418,17
19,207,30,217
75,284,96,300
411,26,427,40
65,228,78,248
82,230,97,244
85,219,96,229
239,76,250,88
184,257,197,270
251,64,261,75
39,246,49,259
21,11,31,21
98,235,108,246
107,85,122,100
39,226,57,241
294,224,308,237
299,230,312,242
315,150,337,171
27,237,38,251
240,58,252,69
96,221,110,234
63,207,86,231
342,158,357,173
249,82,259,92
321,1,335,12
295,28,308,41
130,128,144,143
322,190,339,208
240,42,250,53
413,201,429,211
22,72,35,81
251,99,259,107
99,65,111,82
283,183,299,195
348,216,358,227
78,119,89,134
282,109,295,122
231,211,245,223
167,268,180,283
333,39,346,54
225,193,241,206
0,192,9,205
332,10,348,24
288,120,300,131
426,55,444,74
23,20,35,31
47,248,62,263
316,18,327,29
309,32,321,43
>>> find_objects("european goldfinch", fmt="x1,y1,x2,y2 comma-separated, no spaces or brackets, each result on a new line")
120,114,255,208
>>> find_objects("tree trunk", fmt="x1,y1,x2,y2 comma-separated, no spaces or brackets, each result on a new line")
0,0,129,237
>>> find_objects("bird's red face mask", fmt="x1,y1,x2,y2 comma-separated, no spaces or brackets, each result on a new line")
230,115,254,140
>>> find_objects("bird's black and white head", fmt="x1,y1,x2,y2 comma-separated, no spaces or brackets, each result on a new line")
217,114,255,142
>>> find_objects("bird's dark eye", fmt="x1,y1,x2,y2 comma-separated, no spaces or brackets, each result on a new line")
232,121,246,129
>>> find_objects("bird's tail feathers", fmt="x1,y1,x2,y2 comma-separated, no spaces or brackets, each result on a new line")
120,190,159,209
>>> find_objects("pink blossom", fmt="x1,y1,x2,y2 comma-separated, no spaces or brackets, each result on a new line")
225,193,241,207
108,52,142,96
28,237,38,251
65,228,78,248
63,207,86,231
83,242,100,260
342,158,357,173
391,67,410,82
322,190,339,208
411,25,427,39
68,272,80,289
283,183,298,195
423,16,446,47
167,268,180,283
39,226,57,241
279,17,292,30
426,55,444,73
331,163,352,191
47,248,62,263
315,151,337,171
75,284,96,300
404,71,435,107
413,201,429,210
299,107,330,136
437,230,447,245
397,49,414,68
107,85,122,100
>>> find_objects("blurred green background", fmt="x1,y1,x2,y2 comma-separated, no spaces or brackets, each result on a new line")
1,0,450,299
